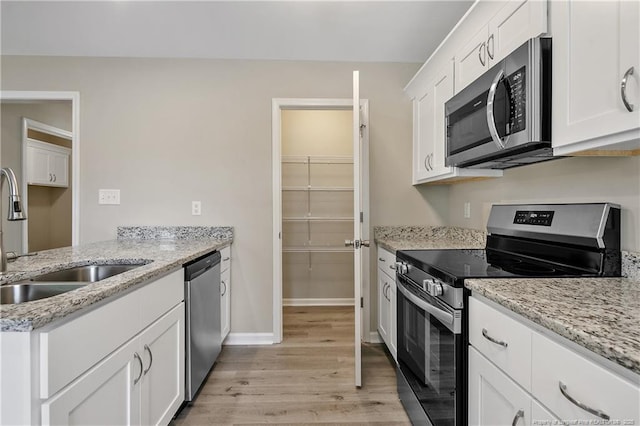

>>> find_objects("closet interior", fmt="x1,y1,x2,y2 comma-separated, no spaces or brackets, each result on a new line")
281,109,354,304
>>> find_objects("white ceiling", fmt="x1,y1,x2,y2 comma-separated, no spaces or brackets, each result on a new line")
1,1,473,63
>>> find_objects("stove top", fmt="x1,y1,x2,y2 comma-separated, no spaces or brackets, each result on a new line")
396,249,597,287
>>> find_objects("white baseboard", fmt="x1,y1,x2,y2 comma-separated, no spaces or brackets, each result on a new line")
283,298,355,306
223,332,274,345
368,331,383,344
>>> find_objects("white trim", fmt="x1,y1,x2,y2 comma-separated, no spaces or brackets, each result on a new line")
1,91,80,251
368,332,383,344
552,128,640,156
23,118,72,140
223,333,274,346
272,97,371,347
283,298,355,307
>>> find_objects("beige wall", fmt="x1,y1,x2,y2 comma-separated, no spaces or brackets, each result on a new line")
0,101,72,252
447,156,640,251
1,56,448,334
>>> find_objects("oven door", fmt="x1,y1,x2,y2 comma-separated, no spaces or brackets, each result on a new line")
396,274,463,426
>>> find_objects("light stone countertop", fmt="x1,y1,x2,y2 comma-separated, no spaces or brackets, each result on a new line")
0,231,232,332
465,277,640,375
374,225,486,253
373,225,640,375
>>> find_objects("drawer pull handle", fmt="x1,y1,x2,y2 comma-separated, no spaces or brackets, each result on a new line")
223,257,230,261
143,344,153,375
378,257,385,262
221,280,227,296
511,409,524,426
133,352,144,385
482,328,508,348
389,264,396,270
559,381,610,420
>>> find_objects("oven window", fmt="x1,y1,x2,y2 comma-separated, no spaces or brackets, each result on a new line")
397,282,459,426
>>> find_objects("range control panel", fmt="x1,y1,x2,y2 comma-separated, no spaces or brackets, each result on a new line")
513,210,554,226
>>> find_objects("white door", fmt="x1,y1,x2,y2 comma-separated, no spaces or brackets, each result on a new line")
351,70,365,387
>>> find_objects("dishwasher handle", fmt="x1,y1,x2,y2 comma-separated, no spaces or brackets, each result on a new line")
184,251,221,281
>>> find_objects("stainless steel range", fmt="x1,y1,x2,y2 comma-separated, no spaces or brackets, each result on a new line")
395,203,621,426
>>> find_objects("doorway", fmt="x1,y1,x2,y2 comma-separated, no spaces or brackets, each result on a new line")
271,98,370,347
0,91,80,252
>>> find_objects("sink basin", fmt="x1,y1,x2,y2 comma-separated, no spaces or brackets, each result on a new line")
29,264,145,283
0,264,146,304
1,283,88,305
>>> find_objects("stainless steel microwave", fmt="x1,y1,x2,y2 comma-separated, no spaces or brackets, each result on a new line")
445,38,552,169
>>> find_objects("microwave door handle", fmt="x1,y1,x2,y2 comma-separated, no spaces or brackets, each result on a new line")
397,280,455,331
487,68,506,150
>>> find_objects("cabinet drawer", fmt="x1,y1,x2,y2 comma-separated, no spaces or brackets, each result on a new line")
220,245,231,273
469,297,532,390
532,332,640,422
377,247,396,279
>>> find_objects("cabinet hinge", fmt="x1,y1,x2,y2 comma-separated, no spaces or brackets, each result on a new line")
360,297,364,308
360,212,364,223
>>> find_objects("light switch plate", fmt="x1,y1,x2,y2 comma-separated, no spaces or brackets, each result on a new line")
99,189,120,205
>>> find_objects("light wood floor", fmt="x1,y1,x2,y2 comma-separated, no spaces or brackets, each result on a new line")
172,306,411,425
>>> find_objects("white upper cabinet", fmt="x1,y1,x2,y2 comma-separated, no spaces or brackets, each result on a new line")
26,139,70,188
551,0,640,155
455,0,548,93
412,60,502,184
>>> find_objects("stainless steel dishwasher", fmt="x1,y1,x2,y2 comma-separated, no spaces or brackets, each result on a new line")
184,251,221,401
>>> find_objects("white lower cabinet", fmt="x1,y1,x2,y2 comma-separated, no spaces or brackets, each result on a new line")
1,268,186,425
42,336,140,425
42,303,184,426
220,245,231,341
376,247,397,361
469,346,532,426
469,295,640,425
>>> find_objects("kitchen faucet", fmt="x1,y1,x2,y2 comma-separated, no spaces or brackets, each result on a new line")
0,167,27,273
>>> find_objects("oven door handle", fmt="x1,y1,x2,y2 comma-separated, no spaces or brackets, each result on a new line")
397,280,455,331
486,68,507,150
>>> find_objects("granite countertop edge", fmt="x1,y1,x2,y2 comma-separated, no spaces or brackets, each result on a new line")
465,278,640,376
0,237,232,332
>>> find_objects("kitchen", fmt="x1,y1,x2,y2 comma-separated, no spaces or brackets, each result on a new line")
1,0,639,425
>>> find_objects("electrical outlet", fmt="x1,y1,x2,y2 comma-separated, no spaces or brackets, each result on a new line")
192,201,202,216
464,202,471,219
98,189,120,205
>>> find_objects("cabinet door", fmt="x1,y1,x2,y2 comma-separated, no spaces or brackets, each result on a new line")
431,60,455,176
552,0,640,151
455,26,489,93
26,145,51,185
41,337,141,426
468,346,532,426
413,88,435,183
488,0,547,65
48,149,69,187
221,268,231,340
388,279,397,361
140,304,185,426
377,270,390,346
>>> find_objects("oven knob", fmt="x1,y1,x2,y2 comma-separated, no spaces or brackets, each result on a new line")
427,281,443,297
395,262,408,274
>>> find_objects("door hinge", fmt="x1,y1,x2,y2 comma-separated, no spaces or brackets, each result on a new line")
360,212,364,223
279,232,281,239
360,297,364,308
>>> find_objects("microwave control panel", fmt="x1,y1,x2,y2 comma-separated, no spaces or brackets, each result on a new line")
506,66,526,135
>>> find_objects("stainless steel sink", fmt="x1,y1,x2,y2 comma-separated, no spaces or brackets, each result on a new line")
1,283,88,304
0,263,145,304
29,264,144,283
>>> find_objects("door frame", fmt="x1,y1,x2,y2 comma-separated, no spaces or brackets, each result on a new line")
1,91,81,248
271,98,370,344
